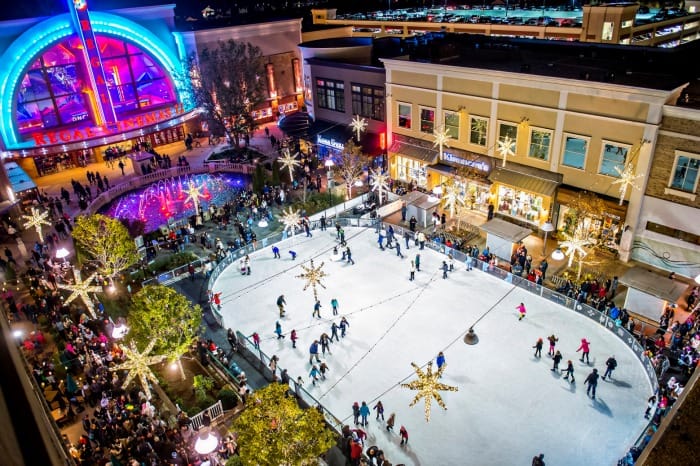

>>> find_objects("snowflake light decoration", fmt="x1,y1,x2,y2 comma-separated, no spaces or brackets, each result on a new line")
295,259,328,302
370,168,390,206
183,179,205,215
279,206,301,236
401,361,458,422
278,148,301,183
110,340,165,400
433,125,451,160
58,269,102,318
558,232,594,268
440,181,465,218
497,136,516,167
611,163,643,206
349,115,368,142
22,207,51,242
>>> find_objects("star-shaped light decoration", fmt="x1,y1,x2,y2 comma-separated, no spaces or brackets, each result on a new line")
440,180,465,218
57,269,102,318
183,179,206,222
558,232,594,268
401,361,458,422
22,207,51,242
295,259,327,302
497,136,516,167
349,115,368,142
433,125,451,160
110,340,165,400
278,148,301,183
280,206,301,236
611,163,643,206
370,168,390,206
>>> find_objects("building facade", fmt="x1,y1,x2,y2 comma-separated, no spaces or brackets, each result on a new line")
634,105,700,278
381,56,685,261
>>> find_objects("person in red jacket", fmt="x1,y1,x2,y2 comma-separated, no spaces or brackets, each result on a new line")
576,338,591,364
399,425,409,445
349,438,363,465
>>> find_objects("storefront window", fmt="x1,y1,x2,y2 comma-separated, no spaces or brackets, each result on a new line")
444,111,460,139
398,103,412,129
558,205,622,251
396,156,427,187
528,128,552,161
469,116,488,146
496,185,547,224
457,180,490,213
420,108,435,134
599,141,629,176
561,134,588,169
670,152,700,192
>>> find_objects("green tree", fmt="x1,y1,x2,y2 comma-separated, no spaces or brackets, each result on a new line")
193,40,267,147
72,214,139,279
127,285,202,379
233,383,335,465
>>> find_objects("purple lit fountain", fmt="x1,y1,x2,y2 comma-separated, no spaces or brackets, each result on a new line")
102,173,244,232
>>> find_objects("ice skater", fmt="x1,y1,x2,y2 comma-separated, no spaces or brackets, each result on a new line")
277,294,286,318
577,338,591,364
533,338,543,358
448,253,454,271
290,329,298,348
313,300,322,318
243,255,251,275
442,261,448,279
377,230,385,250
400,426,409,445
289,250,297,260
309,365,320,385
409,260,416,281
319,361,329,380
395,241,404,258
437,351,446,372
373,400,385,420
404,231,411,249
551,350,562,372
547,334,559,357
415,254,421,271
562,360,575,383
272,245,281,258
275,321,285,340
345,246,355,265
320,333,332,356
352,402,360,425
309,340,321,364
331,321,340,342
331,298,339,315
251,332,260,349
602,355,617,380
516,302,527,321
339,316,349,337
584,368,599,399
359,401,370,426
386,412,396,431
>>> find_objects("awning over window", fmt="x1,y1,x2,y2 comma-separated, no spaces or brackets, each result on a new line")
5,162,36,193
488,164,562,197
388,137,438,164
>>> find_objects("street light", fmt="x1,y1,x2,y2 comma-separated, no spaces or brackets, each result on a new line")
194,427,219,456
551,249,565,261
541,222,554,255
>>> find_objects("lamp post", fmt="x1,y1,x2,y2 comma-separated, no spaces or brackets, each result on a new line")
551,249,565,261
194,427,218,463
541,221,554,255
324,159,334,206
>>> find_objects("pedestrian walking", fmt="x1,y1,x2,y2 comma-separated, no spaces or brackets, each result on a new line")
436,351,446,371
272,245,281,258
309,365,321,385
547,334,559,357
275,321,285,340
352,402,360,425
533,338,543,358
331,298,339,315
602,355,617,380
313,300,322,318
584,368,599,399
552,350,562,372
290,329,298,348
359,401,370,426
309,340,321,364
562,360,575,383
516,302,527,321
373,400,385,420
409,260,416,281
442,261,448,279
399,425,409,445
577,338,591,364
277,294,286,318
386,413,395,431
339,316,349,337
331,322,339,342
227,328,238,350
415,254,421,271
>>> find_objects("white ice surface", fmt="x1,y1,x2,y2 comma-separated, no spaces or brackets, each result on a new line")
214,227,651,466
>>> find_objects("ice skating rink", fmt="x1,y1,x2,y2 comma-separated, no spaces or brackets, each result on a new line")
214,227,651,466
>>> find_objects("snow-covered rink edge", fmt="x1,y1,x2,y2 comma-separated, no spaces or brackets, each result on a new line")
213,226,651,466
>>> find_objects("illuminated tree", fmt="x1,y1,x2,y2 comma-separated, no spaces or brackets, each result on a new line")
233,383,335,465
560,191,605,240
127,285,202,379
336,139,368,199
72,214,139,279
192,40,267,147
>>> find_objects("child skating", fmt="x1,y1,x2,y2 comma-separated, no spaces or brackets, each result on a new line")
516,302,527,321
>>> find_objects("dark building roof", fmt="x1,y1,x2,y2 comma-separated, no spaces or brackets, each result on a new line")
401,33,698,92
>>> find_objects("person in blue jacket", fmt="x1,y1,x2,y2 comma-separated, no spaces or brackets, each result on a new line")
437,351,446,371
309,340,321,365
359,401,371,426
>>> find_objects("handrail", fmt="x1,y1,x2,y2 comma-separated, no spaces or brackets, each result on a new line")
189,400,224,432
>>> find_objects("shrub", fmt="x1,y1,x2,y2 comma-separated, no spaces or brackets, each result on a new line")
217,388,239,410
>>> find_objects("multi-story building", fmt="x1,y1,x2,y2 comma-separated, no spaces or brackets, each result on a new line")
381,34,692,262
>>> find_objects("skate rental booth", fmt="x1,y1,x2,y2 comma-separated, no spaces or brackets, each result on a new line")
619,267,687,320
479,218,532,261
402,191,440,228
